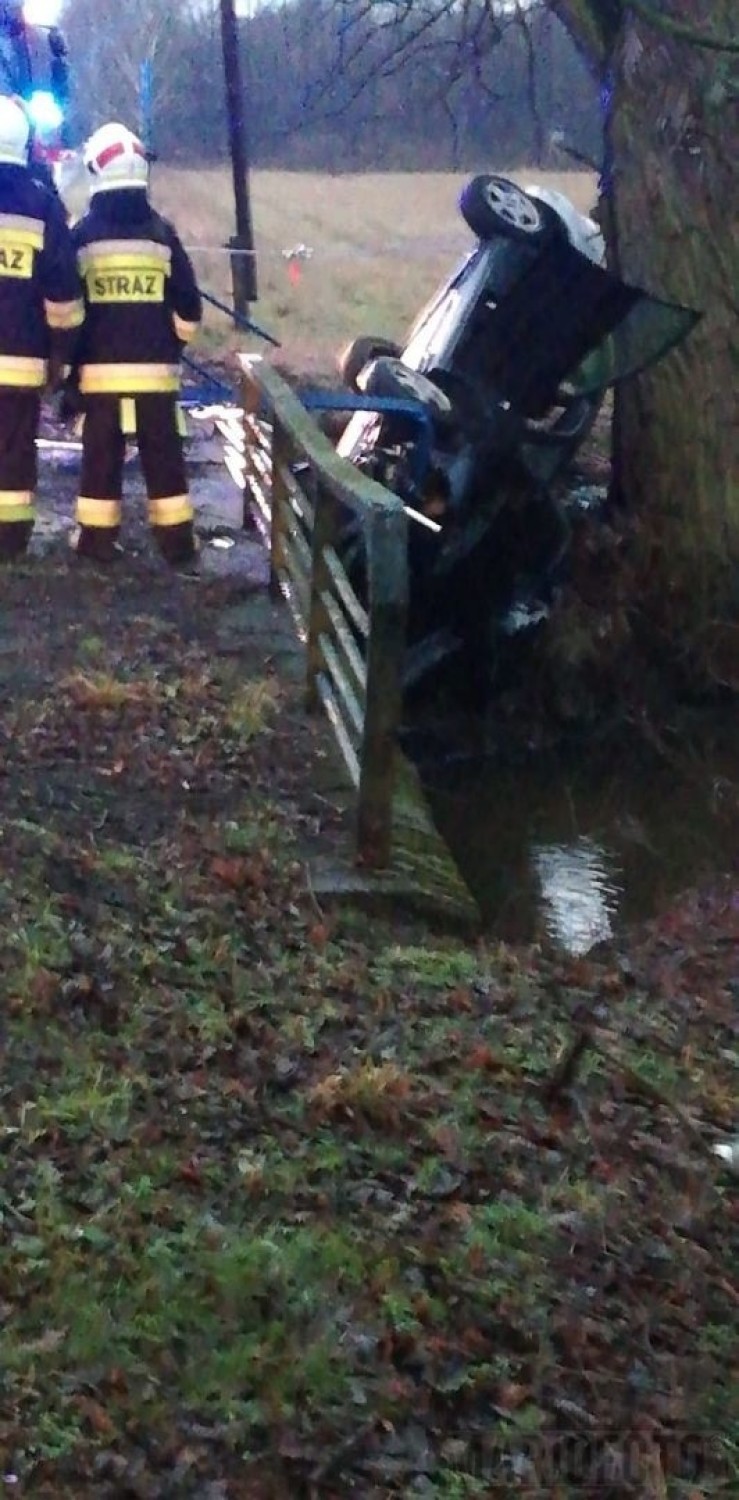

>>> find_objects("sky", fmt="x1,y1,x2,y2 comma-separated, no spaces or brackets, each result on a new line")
20,0,265,23
23,1,64,23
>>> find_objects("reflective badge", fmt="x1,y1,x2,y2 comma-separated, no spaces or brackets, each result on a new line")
0,239,33,279
119,397,136,435
87,268,166,303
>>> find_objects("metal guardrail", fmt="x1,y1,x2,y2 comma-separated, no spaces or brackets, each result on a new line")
235,354,409,869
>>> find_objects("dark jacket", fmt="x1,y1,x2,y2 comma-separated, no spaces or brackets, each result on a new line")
0,162,83,389
71,189,202,395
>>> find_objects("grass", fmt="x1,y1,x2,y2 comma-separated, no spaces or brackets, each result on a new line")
62,166,597,377
1,723,736,1494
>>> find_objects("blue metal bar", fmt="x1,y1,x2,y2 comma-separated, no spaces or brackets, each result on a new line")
180,351,234,403
200,288,281,347
297,389,435,490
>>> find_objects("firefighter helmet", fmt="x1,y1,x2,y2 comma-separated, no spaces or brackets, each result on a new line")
83,122,149,193
0,95,32,167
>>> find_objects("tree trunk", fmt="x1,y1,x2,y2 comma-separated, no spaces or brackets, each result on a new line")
552,0,739,678
610,0,739,664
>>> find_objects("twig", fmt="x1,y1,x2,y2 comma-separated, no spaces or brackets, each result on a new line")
569,1086,598,1148
593,1039,716,1161
304,862,326,920
717,1276,739,1307
550,1395,599,1430
309,1416,378,1491
541,1026,593,1107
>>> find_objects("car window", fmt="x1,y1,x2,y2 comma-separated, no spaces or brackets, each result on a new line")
566,295,701,395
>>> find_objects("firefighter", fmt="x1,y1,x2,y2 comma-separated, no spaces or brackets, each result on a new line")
69,121,202,565
0,94,82,559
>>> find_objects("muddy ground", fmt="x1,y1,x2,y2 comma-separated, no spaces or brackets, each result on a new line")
0,416,736,1498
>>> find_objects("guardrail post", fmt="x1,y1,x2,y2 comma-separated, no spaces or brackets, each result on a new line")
239,360,261,533
270,417,289,598
306,474,340,712
356,505,408,867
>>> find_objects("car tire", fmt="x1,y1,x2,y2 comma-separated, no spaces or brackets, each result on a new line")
460,174,551,243
357,357,455,425
337,335,401,392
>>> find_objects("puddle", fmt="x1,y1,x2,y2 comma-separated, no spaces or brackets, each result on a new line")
532,836,621,954
425,715,739,952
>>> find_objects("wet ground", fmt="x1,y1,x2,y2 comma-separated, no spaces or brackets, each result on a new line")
33,406,269,586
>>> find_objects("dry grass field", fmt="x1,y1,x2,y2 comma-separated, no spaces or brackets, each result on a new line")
93,166,596,378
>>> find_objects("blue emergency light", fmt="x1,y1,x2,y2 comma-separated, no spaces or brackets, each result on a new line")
27,87,62,133
22,2,63,24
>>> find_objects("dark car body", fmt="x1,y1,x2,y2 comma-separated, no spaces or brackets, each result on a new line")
330,177,697,688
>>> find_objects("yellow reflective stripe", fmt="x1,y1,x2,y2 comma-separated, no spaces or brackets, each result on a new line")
120,397,136,435
79,363,180,394
0,241,33,278
148,494,193,526
0,213,45,242
176,403,187,437
0,356,46,388
78,240,172,268
0,490,33,522
45,297,85,330
81,254,170,276
173,314,198,343
76,497,122,528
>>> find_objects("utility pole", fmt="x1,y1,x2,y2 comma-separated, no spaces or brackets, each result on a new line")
219,0,257,318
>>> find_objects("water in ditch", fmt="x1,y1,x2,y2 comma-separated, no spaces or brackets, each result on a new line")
422,710,739,953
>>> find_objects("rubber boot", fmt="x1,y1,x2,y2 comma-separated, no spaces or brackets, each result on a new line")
70,524,120,563
152,521,198,569
0,520,33,560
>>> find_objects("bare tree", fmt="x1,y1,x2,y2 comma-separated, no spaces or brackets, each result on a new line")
61,0,196,143
551,0,738,678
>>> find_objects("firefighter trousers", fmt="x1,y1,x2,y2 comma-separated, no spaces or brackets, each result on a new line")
76,393,195,564
0,389,40,560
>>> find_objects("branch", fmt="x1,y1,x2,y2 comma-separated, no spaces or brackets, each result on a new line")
627,0,739,54
546,0,619,70
293,0,508,139
514,4,546,161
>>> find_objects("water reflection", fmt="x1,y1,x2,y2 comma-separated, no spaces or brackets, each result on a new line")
424,715,739,951
533,836,621,955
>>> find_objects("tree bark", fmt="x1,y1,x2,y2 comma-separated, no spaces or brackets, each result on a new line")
609,0,739,660
552,0,739,676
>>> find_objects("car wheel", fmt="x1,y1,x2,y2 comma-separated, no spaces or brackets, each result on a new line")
357,357,455,424
460,174,550,243
337,335,401,391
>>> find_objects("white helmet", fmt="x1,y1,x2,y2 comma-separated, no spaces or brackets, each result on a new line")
83,121,149,193
524,183,606,265
0,95,31,167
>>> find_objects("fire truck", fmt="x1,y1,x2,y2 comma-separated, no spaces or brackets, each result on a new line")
0,1,70,181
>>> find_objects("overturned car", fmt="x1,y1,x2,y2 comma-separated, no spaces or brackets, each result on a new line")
330,174,698,691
